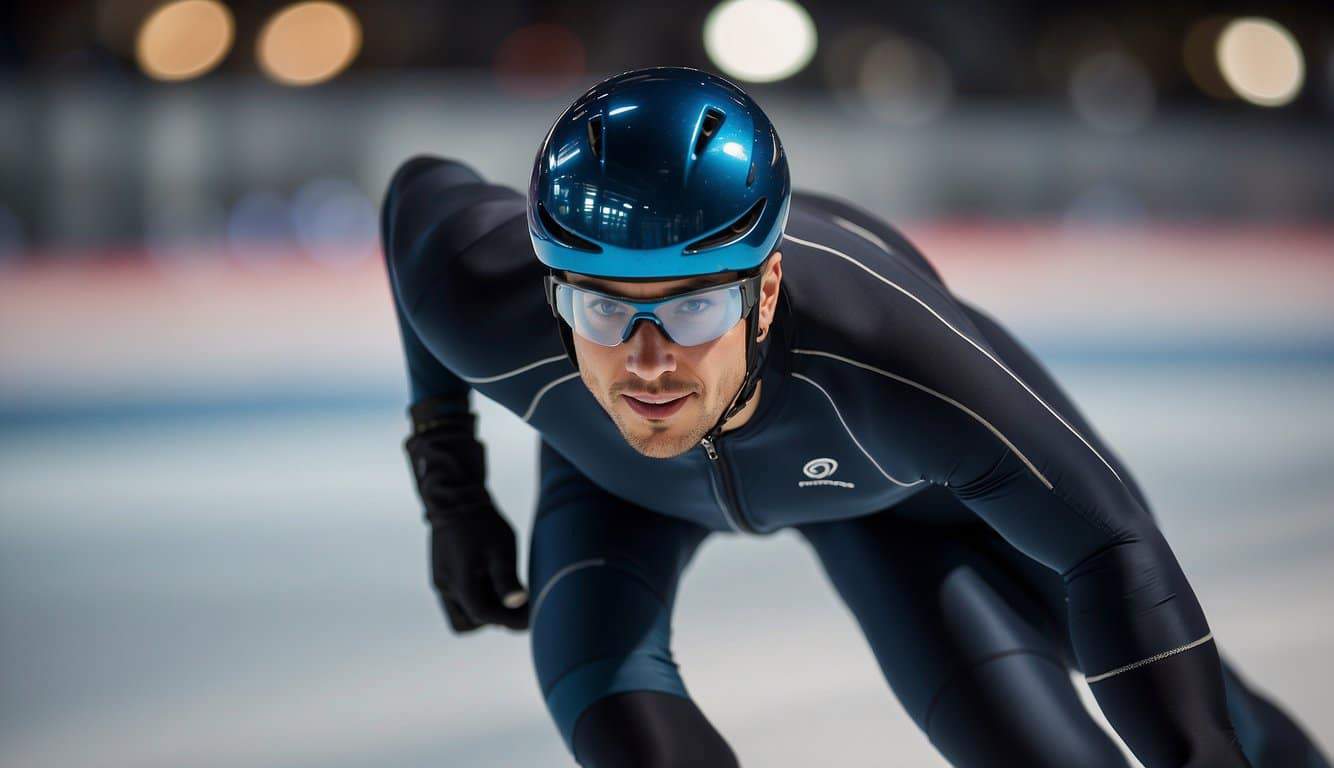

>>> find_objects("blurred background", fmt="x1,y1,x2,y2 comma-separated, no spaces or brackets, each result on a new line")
1,1,1332,766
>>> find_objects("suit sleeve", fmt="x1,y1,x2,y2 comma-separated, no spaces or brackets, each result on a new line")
897,300,1247,766
380,155,487,417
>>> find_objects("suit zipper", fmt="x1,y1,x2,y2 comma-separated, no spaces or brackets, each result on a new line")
700,433,756,534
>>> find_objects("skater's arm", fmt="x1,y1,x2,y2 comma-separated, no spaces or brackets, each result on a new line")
906,327,1249,768
841,258,1249,765
380,155,530,633
380,155,486,412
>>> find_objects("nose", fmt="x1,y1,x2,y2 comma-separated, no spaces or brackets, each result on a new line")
623,318,677,380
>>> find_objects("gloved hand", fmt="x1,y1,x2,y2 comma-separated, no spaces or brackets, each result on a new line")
405,406,529,633
427,504,529,632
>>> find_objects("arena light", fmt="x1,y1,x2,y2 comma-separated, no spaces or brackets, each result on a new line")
291,178,377,268
703,0,817,83
226,192,294,265
1216,17,1305,107
857,36,953,126
257,1,362,86
494,23,587,97
1069,50,1155,134
135,0,234,82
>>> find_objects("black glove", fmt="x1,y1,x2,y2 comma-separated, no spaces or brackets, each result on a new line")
405,406,529,633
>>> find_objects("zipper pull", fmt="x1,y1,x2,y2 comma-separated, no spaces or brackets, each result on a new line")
700,435,719,461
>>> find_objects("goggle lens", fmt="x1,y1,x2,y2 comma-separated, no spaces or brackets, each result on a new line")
552,281,746,347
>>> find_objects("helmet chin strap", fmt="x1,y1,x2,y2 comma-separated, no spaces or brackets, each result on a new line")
701,301,766,444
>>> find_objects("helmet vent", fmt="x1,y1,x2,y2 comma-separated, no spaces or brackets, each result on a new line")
587,115,604,158
683,198,766,254
693,107,726,158
746,160,757,187
769,128,779,167
537,203,603,253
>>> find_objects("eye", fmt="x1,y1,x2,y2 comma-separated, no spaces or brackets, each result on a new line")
588,299,627,317
676,298,713,314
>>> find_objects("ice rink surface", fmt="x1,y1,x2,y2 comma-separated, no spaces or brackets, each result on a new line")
3,362,1332,768
2,230,1332,766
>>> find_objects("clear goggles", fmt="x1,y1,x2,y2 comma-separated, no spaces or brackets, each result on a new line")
544,272,761,348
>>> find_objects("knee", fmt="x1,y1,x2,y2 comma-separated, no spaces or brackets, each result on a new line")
571,691,739,768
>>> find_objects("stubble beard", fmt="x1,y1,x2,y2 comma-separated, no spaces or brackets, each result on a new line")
584,361,745,460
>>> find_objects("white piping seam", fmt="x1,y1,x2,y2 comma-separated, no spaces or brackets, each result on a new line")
783,232,1122,486
1085,632,1214,684
831,215,893,255
531,558,606,625
791,372,923,488
522,372,581,422
458,354,567,384
793,349,1053,490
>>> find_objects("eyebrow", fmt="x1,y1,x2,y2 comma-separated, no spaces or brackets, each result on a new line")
570,274,734,297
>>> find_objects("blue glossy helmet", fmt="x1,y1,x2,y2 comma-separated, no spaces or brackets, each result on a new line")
528,66,790,279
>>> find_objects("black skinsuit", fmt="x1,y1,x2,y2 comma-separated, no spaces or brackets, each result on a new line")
383,155,1330,768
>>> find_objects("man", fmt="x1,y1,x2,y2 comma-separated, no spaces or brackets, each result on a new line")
381,67,1328,767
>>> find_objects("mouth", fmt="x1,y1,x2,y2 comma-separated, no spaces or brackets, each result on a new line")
621,392,693,420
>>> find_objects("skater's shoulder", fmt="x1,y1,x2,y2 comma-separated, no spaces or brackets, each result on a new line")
382,155,527,278
384,155,524,221
785,190,944,285
780,195,957,348
385,155,485,197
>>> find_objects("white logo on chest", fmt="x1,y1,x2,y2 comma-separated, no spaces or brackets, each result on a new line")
799,457,855,489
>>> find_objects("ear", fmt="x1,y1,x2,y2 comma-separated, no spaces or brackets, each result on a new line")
755,251,783,342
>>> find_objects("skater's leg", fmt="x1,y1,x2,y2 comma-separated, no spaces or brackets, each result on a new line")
969,494,1334,768
530,441,737,768
572,691,738,768
797,493,1128,768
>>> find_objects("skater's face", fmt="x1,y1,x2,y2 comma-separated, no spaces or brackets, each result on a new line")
565,253,782,459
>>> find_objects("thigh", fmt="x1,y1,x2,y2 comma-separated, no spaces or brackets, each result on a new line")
797,486,1128,768
529,440,715,756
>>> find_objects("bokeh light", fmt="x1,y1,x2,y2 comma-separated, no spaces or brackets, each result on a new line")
857,36,953,126
1216,17,1305,107
494,24,587,98
135,0,234,82
822,24,883,91
145,198,227,266
1062,184,1148,232
703,0,817,83
257,2,362,87
226,192,294,265
1069,50,1155,134
290,178,378,268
